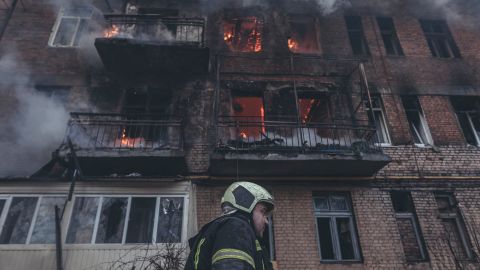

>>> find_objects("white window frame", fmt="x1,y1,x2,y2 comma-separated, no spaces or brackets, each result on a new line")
403,97,433,147
313,194,361,262
65,194,189,245
0,195,66,245
365,96,391,146
458,111,480,146
48,6,93,47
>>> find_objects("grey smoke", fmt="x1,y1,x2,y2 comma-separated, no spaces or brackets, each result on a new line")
0,52,69,177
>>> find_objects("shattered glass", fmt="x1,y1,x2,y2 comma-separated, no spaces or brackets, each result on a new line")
156,197,184,243
96,197,128,244
53,18,77,46
30,197,66,244
0,197,38,244
66,197,99,243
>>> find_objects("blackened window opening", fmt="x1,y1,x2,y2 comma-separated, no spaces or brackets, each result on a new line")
420,20,460,58
288,17,319,54
377,17,404,56
450,96,480,146
402,96,432,145
345,16,370,56
363,95,390,144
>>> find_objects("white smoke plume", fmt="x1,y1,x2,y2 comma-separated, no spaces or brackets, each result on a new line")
0,52,69,177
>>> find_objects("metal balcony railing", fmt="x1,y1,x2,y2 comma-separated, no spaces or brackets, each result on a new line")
103,14,205,47
216,116,381,153
66,113,183,150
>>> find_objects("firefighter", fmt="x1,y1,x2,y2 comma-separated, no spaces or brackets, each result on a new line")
184,181,274,270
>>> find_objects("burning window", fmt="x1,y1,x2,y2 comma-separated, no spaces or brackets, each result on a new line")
402,96,433,146
390,191,427,261
0,196,65,244
288,17,319,54
120,89,172,147
223,17,263,52
420,20,460,58
298,92,331,124
232,94,265,140
345,16,370,56
450,96,480,146
66,195,186,244
49,6,93,47
377,17,403,56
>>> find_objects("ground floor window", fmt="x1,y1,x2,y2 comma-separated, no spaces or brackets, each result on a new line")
66,195,186,244
313,193,361,262
0,195,66,244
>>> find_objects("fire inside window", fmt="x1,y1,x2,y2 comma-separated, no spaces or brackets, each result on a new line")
232,95,265,139
223,17,263,52
288,17,319,54
420,20,460,58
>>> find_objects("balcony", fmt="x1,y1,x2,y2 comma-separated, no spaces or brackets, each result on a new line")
95,15,209,76
210,117,391,177
62,113,187,177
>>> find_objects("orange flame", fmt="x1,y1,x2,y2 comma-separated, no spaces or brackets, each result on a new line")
240,132,248,139
288,38,298,50
104,25,119,38
223,17,262,52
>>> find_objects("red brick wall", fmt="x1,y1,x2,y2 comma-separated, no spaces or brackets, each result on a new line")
418,96,464,145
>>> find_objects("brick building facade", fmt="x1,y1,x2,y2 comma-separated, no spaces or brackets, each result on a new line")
0,0,480,269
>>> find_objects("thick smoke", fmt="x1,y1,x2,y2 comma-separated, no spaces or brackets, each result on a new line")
0,52,69,177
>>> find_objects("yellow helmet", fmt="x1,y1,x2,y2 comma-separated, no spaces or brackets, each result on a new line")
221,181,274,214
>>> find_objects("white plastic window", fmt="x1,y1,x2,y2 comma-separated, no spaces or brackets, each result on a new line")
49,6,93,47
66,195,186,244
0,195,66,244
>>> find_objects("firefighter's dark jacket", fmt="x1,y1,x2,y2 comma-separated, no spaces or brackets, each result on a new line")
184,211,272,270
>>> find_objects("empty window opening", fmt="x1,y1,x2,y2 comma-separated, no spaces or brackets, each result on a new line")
377,17,404,56
420,20,460,58
0,196,65,244
49,6,93,47
402,96,433,146
364,95,391,145
450,97,480,146
288,17,319,54
223,17,263,52
313,193,361,262
345,16,370,56
66,195,186,244
390,191,427,261
232,94,265,140
434,194,473,260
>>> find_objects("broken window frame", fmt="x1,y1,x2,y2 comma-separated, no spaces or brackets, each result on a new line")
450,97,480,146
313,193,361,262
420,20,461,59
48,6,93,47
390,191,428,262
402,96,433,147
345,16,370,56
223,16,264,53
0,195,66,245
364,95,391,145
65,194,187,245
376,17,404,56
434,193,473,261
